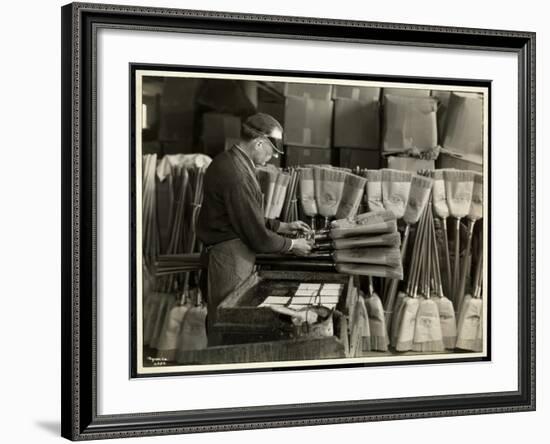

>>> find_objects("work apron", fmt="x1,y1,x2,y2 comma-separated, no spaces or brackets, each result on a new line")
202,238,256,346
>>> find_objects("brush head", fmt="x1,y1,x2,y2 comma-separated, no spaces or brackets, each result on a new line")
299,167,314,181
314,167,347,217
330,220,397,239
468,172,483,220
336,174,367,219
299,168,318,216
345,173,368,188
395,297,421,352
444,169,475,218
333,246,402,267
332,231,401,249
365,169,382,182
412,297,444,351
355,210,396,225
381,169,413,219
381,169,413,183
432,169,450,219
403,175,433,225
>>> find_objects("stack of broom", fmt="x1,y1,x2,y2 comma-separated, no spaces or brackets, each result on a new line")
313,209,403,280
141,154,209,358
388,169,484,353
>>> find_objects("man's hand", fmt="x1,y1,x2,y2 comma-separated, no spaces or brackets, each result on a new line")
290,238,313,256
278,220,311,235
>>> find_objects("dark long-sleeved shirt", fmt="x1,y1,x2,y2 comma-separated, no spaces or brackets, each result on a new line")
197,146,292,253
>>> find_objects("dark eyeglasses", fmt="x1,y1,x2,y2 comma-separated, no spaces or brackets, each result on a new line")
264,136,284,157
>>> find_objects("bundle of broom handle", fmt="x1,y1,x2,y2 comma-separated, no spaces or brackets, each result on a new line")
383,224,410,325
281,169,300,223
456,218,477,311
440,218,453,299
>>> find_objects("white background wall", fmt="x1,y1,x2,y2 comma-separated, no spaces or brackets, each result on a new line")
0,0,546,442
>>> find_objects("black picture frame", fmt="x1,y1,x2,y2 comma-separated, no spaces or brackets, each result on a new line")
61,2,536,440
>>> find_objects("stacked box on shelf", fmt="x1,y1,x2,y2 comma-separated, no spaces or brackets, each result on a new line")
283,83,333,149
438,91,484,173
381,93,438,154
431,90,452,142
158,78,200,153
382,87,431,99
284,83,333,101
202,112,241,158
333,86,381,149
285,145,332,167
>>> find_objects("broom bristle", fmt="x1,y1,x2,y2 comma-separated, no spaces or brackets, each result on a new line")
381,232,402,247
365,293,389,351
365,169,381,182
320,168,348,183
443,169,475,183
355,210,396,224
299,167,314,181
403,175,433,225
473,172,483,185
333,246,402,267
382,169,413,183
410,174,433,190
411,298,445,352
345,173,367,188
395,297,420,352
432,170,444,181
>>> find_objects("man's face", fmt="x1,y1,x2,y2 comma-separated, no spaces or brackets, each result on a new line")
252,137,275,166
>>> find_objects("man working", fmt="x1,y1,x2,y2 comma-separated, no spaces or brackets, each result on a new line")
197,113,312,346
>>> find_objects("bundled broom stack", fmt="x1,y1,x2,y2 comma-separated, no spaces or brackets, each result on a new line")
142,154,211,360
313,210,403,280
386,168,484,353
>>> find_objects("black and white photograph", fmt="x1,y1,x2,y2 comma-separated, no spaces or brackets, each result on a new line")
133,69,489,375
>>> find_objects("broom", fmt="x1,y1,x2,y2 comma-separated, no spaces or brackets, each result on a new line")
335,173,367,220
333,247,402,267
176,289,208,354
157,166,204,359
316,232,401,250
364,170,385,212
394,201,431,351
381,169,413,219
432,169,452,297
456,172,483,312
298,167,319,230
327,220,397,239
268,172,291,220
411,200,444,353
384,174,433,326
349,291,371,357
390,203,429,347
456,247,483,352
365,276,389,351
314,167,348,228
444,170,475,305
331,209,395,230
257,167,277,217
429,203,457,349
281,168,299,222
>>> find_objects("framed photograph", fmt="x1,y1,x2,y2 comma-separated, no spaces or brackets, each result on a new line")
61,2,535,440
